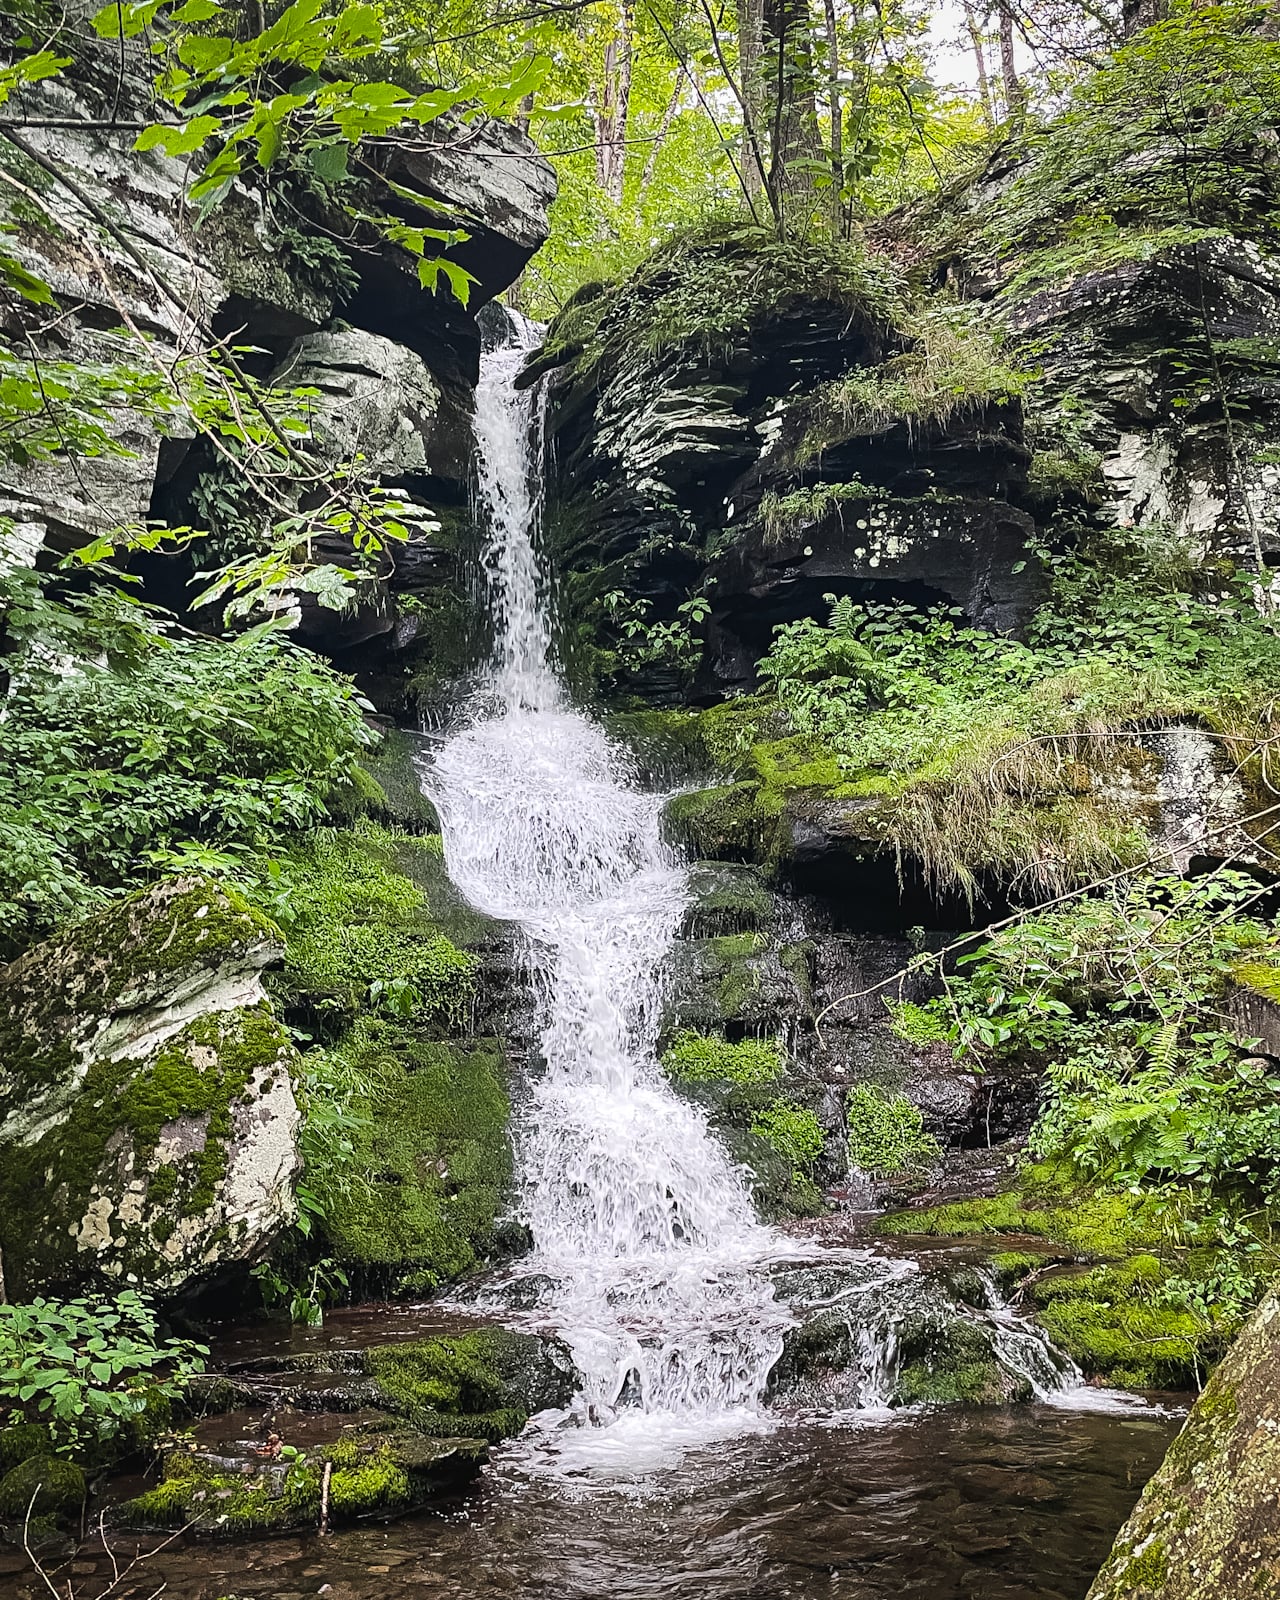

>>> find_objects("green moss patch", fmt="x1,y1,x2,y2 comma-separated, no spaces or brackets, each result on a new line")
846,1085,940,1175
883,1178,1229,1387
315,1020,512,1291
661,1030,784,1087
363,1329,572,1441
264,822,475,1026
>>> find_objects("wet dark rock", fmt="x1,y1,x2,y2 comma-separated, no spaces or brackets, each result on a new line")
768,1261,1061,1411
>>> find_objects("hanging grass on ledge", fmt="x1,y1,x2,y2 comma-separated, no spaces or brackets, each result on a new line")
541,221,905,375
670,531,1280,899
797,304,1031,460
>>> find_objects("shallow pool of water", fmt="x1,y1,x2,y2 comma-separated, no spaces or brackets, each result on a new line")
0,1404,1179,1600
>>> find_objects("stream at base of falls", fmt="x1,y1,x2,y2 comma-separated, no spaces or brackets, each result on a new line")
0,1391,1180,1600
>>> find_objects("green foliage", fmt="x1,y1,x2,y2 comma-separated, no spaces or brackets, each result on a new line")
750,1101,825,1176
661,1030,784,1087
546,223,903,372
745,530,1280,898
884,998,949,1046
263,822,475,1024
987,2,1280,277
907,872,1280,1323
0,580,373,953
0,1293,206,1453
846,1084,939,1174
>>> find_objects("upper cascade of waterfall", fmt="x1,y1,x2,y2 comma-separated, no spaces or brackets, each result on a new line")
470,310,558,713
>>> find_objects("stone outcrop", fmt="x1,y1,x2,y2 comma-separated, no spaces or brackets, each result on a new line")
120,1325,577,1534
0,13,554,710
1086,1290,1280,1600
0,878,301,1300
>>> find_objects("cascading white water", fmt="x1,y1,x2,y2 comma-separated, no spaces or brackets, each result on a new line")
427,316,790,1472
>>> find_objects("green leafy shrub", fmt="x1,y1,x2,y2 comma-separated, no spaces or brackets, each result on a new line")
903,872,1280,1323
846,1085,940,1174
0,581,373,955
0,1293,206,1454
661,1030,785,1087
750,1102,826,1175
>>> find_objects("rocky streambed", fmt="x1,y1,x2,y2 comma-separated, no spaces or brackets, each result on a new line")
0,1225,1187,1600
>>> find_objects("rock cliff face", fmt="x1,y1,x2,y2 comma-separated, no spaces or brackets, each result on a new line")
0,14,554,711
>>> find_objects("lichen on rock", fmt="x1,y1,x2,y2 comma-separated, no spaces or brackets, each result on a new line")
1086,1291,1280,1600
0,878,301,1300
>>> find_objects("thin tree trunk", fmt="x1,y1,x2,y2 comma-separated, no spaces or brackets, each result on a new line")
764,0,825,236
595,0,635,206
821,0,842,236
996,0,1025,122
638,68,686,203
963,0,995,129
735,0,768,205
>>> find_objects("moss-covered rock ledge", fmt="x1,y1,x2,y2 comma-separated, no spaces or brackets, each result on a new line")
1087,1292,1280,1600
0,877,301,1300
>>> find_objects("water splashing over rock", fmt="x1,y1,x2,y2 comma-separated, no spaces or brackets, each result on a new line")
427,316,792,1474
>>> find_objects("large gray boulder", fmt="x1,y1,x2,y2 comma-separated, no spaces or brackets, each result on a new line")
1086,1290,1280,1599
0,877,301,1301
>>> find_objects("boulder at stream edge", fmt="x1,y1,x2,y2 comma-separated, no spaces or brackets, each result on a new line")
0,877,301,1301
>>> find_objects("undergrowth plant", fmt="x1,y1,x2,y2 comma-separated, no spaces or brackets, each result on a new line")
0,1293,206,1454
0,575,374,955
751,530,1280,899
846,1084,940,1174
910,870,1280,1320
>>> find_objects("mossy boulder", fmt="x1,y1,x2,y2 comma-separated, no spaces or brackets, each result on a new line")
0,1454,85,1522
122,1431,486,1535
1086,1291,1280,1600
0,1425,50,1477
0,879,301,1300
363,1328,577,1439
768,1262,1051,1410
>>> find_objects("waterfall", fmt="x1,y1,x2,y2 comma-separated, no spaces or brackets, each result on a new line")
427,317,790,1472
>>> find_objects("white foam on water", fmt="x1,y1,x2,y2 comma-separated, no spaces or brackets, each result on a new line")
426,319,790,1475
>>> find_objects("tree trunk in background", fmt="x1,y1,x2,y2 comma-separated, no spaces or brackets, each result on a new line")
595,0,635,206
735,0,768,204
638,68,686,203
763,0,825,234
821,0,843,236
963,0,995,129
996,0,1025,122
1121,0,1168,34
